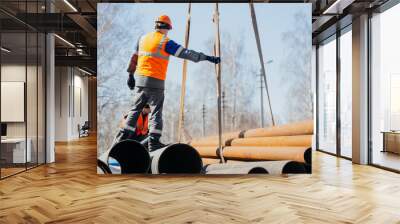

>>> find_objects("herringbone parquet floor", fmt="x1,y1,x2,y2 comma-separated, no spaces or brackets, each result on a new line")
1,135,400,223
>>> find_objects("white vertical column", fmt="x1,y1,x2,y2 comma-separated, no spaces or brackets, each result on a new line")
46,1,55,163
46,33,55,163
352,14,369,164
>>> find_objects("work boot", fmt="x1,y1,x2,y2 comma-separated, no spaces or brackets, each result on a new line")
113,128,136,145
148,133,166,152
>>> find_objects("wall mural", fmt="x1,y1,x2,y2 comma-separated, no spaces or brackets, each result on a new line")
97,3,313,175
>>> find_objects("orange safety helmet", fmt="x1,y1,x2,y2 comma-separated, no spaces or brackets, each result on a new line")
155,15,172,29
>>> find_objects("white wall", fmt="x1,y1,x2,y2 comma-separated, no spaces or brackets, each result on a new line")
1,63,46,164
1,65,26,137
1,65,37,138
55,67,69,141
54,67,89,141
76,73,89,138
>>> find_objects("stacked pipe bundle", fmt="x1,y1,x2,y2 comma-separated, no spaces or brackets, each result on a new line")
97,140,203,174
189,120,313,174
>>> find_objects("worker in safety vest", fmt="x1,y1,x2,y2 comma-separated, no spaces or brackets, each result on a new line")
119,104,150,141
115,15,221,151
119,104,151,149
134,104,150,139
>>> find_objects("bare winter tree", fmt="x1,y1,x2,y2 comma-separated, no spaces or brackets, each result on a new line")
160,81,181,142
280,12,313,122
181,32,259,140
97,5,144,156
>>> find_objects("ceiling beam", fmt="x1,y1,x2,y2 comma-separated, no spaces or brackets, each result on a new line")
323,0,356,14
312,15,335,33
55,55,96,72
67,13,97,42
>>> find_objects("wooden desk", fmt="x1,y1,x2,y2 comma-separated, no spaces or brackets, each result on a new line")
382,131,400,154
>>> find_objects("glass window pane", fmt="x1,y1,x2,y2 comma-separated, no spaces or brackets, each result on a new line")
340,29,352,158
27,31,38,169
371,3,400,171
1,31,28,177
26,0,40,169
0,1,46,178
318,36,337,154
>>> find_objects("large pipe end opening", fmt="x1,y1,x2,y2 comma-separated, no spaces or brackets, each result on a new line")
157,144,203,174
304,148,312,164
108,140,150,173
282,161,307,174
304,163,312,173
97,159,112,174
248,167,269,174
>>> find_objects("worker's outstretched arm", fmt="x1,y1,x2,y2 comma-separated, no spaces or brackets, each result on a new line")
165,40,221,64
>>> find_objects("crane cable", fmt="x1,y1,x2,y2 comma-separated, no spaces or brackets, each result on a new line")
213,3,225,163
177,3,192,143
249,2,275,126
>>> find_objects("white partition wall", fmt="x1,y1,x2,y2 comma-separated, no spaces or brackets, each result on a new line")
54,67,89,141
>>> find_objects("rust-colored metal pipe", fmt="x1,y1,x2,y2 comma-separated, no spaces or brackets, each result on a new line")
189,131,242,147
190,120,313,146
243,120,313,138
223,146,311,164
195,146,311,164
230,135,312,147
194,146,220,158
150,143,203,174
189,138,231,147
192,135,312,148
98,140,150,174
97,159,111,174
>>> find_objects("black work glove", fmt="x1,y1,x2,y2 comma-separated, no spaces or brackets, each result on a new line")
206,55,221,64
127,73,135,90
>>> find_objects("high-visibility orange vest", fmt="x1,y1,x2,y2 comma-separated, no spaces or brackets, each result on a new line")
136,31,170,80
136,113,149,136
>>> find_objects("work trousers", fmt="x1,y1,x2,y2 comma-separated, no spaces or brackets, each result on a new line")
124,87,164,135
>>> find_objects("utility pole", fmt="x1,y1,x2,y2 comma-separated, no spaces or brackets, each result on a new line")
259,69,264,128
249,3,275,126
222,90,226,132
232,89,237,131
202,104,206,137
177,3,191,142
213,3,225,163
